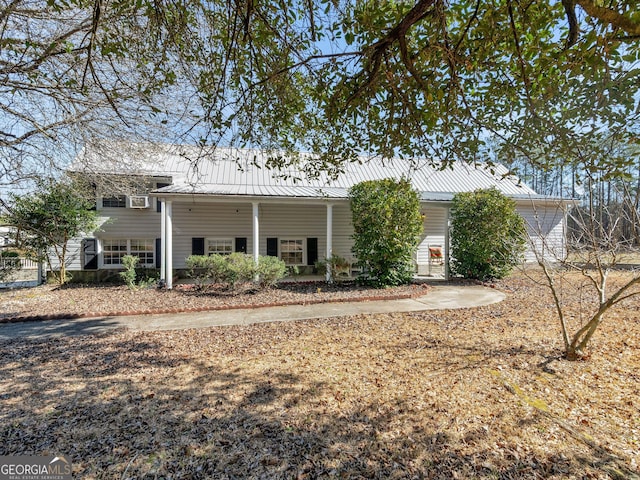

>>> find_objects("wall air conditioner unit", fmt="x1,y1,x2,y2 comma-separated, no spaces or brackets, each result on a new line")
129,195,150,209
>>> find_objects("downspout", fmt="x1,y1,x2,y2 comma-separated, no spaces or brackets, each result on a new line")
445,207,451,281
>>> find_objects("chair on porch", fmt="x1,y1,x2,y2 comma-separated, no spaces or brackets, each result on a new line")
424,245,444,277
428,245,444,265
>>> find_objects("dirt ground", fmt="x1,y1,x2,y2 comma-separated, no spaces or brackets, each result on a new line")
0,271,638,479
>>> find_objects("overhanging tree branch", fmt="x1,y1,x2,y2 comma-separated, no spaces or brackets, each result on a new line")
576,0,640,36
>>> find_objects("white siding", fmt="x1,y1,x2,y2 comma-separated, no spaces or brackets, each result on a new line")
331,204,355,261
171,202,254,268
60,197,567,273
96,206,162,268
416,205,448,265
69,200,354,270
97,207,162,237
48,237,83,271
517,203,567,262
259,203,326,259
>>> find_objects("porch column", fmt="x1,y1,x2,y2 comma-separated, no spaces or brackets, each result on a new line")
326,203,333,282
165,200,173,289
252,202,260,264
160,199,166,283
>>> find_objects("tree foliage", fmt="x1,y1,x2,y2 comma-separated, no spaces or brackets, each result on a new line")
2,0,639,187
0,179,99,285
0,250,21,282
0,0,195,187
450,188,526,280
350,178,423,287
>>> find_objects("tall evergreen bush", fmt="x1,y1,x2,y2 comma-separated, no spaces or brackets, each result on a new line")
450,188,526,280
349,178,423,287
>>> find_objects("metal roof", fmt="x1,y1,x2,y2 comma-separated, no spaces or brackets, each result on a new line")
71,142,542,200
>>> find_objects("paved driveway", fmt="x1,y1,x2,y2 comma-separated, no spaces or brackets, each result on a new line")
0,285,505,340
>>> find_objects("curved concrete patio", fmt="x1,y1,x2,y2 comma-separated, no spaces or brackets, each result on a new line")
0,285,505,340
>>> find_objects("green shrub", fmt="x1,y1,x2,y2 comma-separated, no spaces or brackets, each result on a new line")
135,267,159,288
186,253,286,290
315,255,351,277
226,252,258,287
120,255,139,289
349,178,423,287
258,255,287,287
186,254,229,286
185,255,207,286
449,187,527,280
314,259,327,276
120,255,158,289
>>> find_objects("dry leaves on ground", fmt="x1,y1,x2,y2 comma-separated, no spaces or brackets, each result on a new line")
0,271,638,479
0,281,426,320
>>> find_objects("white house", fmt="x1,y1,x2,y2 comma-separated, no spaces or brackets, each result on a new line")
63,142,569,287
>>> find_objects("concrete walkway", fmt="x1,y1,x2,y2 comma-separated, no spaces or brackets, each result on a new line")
0,285,505,340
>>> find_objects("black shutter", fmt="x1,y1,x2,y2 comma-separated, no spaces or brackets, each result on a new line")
235,237,247,253
192,237,205,255
155,238,161,268
82,238,98,270
266,237,278,257
307,237,318,266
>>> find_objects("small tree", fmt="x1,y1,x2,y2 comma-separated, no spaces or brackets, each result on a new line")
1,179,99,285
349,178,423,287
450,188,526,280
527,185,640,361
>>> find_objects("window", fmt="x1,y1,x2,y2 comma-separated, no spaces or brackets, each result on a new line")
102,239,154,267
102,195,126,208
130,239,155,265
103,239,128,265
280,239,304,265
207,238,233,256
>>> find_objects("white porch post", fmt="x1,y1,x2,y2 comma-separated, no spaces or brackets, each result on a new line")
165,200,173,289
160,199,166,284
252,202,260,264
326,203,333,282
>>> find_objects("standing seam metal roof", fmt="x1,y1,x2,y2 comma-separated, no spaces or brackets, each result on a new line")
71,142,539,199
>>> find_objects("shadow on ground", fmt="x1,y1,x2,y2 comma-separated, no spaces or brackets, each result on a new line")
0,317,636,480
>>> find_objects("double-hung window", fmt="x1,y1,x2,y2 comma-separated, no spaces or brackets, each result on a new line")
207,238,233,256
102,195,126,208
280,239,304,265
130,239,155,265
102,240,128,266
102,239,154,267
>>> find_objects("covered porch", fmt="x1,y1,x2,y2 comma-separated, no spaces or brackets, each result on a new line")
154,194,450,289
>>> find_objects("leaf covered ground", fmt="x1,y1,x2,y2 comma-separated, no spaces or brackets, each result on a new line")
0,281,424,320
0,271,638,479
